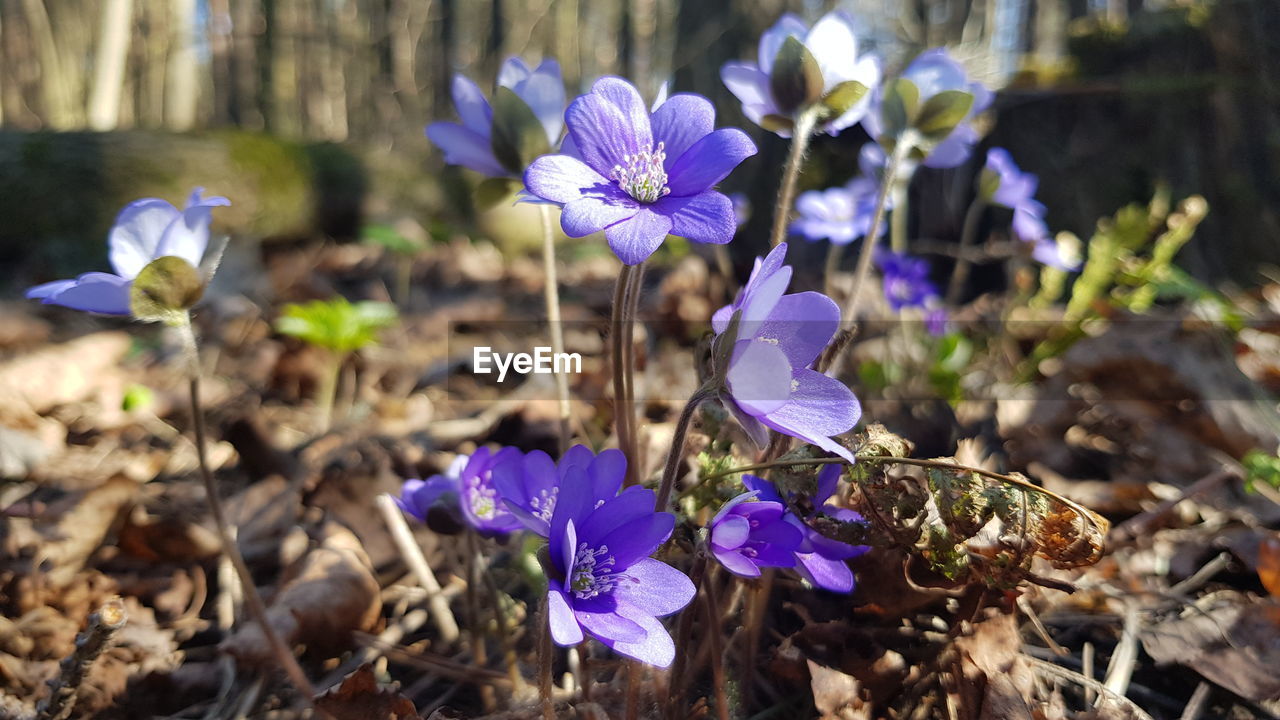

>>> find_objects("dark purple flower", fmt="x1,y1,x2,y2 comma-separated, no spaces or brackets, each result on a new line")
395,454,468,526
708,492,804,577
863,49,993,168
426,57,565,177
27,189,229,316
545,485,693,667
877,250,939,312
522,77,757,265
741,467,869,593
492,444,626,537
721,11,881,137
402,447,525,536
790,176,886,245
711,243,861,462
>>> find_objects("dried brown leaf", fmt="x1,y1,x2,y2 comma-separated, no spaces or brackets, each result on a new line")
316,664,421,720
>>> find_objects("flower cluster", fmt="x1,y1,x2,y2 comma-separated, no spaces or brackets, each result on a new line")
711,243,861,460
522,77,757,265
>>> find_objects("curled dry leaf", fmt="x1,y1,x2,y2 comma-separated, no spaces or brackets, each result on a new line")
220,522,380,665
316,664,421,720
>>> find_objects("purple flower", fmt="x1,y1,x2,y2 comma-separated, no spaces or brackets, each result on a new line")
790,176,885,245
981,148,1038,209
26,189,229,316
426,57,566,177
1032,236,1082,272
523,77,757,265
399,447,525,536
492,444,626,537
545,486,693,667
924,307,949,337
741,467,869,593
863,49,993,168
877,251,939,312
396,454,468,526
721,11,881,137
708,492,804,578
730,192,751,228
710,243,861,462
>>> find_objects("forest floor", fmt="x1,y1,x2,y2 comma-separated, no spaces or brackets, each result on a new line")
2,239,1280,719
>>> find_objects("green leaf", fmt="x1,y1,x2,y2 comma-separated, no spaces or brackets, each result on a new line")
275,297,398,355
913,90,974,139
820,80,868,118
769,36,824,115
129,256,206,324
490,87,551,175
473,177,520,212
879,78,921,139
362,224,426,255
760,114,795,134
122,384,154,413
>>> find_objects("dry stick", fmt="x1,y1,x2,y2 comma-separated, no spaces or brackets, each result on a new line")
539,204,572,453
769,109,820,249
1103,602,1140,700
944,198,986,304
375,494,460,643
537,597,555,720
611,265,636,486
186,370,321,709
36,599,126,720
624,660,642,720
841,138,912,325
1024,656,1155,720
1179,681,1211,720
463,533,496,712
1110,467,1236,542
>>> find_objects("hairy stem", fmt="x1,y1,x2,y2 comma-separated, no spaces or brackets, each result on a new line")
667,545,708,719
611,265,636,485
823,241,845,299
703,569,729,720
889,182,909,253
537,595,555,720
842,139,913,324
463,533,495,711
622,261,646,484
945,198,986,305
177,320,320,709
770,108,820,248
539,204,572,453
36,599,126,720
654,385,714,512
317,351,344,432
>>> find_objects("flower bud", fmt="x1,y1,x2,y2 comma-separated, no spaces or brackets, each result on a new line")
129,256,206,325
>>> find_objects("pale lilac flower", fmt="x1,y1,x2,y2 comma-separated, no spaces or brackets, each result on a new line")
426,57,566,177
721,11,881,137
708,492,804,578
545,486,693,667
26,189,229,316
790,177,885,245
742,467,869,593
492,444,626,537
711,243,861,462
981,148,1080,271
864,49,993,168
523,77,756,265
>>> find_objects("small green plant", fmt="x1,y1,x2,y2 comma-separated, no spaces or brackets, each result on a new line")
1242,450,1280,494
362,223,429,306
275,297,398,429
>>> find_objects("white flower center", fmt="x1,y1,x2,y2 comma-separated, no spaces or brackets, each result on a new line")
612,142,670,203
530,487,560,523
570,543,619,599
466,476,499,520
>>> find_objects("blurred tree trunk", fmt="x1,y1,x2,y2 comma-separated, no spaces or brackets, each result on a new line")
207,0,233,124
21,0,79,127
88,0,134,129
166,0,198,129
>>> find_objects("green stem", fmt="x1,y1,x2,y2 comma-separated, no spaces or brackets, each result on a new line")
945,197,986,305
769,108,820,249
177,319,321,712
539,204,572,453
317,352,344,432
842,139,913,325
654,384,715,512
623,261,646,483
889,182,909,254
611,266,635,485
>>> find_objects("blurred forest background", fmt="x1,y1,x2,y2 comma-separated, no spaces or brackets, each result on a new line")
0,0,1277,284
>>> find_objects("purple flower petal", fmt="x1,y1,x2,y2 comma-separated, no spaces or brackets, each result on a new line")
576,486,658,546
726,339,792,416
650,94,714,170
587,448,626,501
157,188,228,269
666,128,757,197
511,61,566,144
804,12,860,91
576,603,648,644
547,584,584,645
451,73,492,136
756,291,840,369
496,57,532,87
760,369,860,462
549,467,596,570
816,464,841,506
719,62,778,132
562,189,640,237
597,512,675,568
566,88,644,176
714,546,763,577
795,551,854,593
109,199,182,279
604,208,673,266
589,77,653,152
25,279,76,301
615,558,695,616
652,191,736,245
605,601,677,668
426,122,508,177
523,154,610,205
36,272,132,315
710,514,750,550
724,397,772,448
741,475,783,504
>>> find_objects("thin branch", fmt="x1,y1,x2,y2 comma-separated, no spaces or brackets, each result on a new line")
36,599,127,720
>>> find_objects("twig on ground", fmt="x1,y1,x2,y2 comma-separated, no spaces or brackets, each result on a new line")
1103,602,1141,700
35,598,127,720
1179,682,1212,720
375,494,460,643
